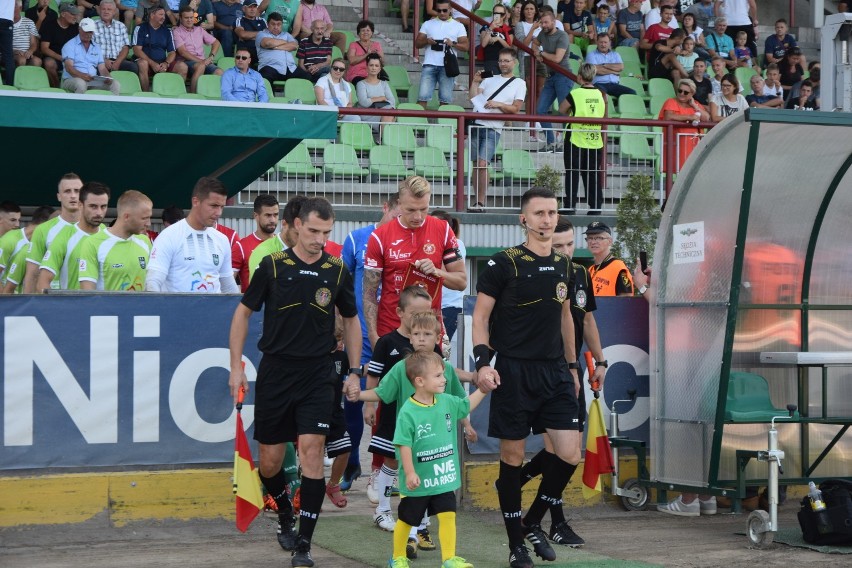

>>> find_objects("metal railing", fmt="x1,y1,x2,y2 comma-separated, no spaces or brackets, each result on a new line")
237,105,712,212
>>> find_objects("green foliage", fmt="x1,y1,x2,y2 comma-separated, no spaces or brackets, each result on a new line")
612,175,660,264
534,164,562,195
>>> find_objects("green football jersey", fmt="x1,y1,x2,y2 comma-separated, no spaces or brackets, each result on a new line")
78,230,152,291
5,243,30,292
0,229,27,285
40,223,104,290
26,217,71,276
247,234,287,282
375,360,467,413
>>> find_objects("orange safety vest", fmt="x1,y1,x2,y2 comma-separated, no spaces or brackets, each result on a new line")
589,257,634,297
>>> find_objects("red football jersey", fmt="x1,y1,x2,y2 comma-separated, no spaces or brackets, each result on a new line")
325,239,343,258
216,223,239,248
232,232,265,292
365,216,461,336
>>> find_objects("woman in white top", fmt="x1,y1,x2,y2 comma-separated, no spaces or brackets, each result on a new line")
709,72,749,122
355,53,396,140
315,58,360,122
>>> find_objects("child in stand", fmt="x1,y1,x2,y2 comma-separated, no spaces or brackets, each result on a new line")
388,350,486,568
362,310,476,562
763,63,783,97
735,30,760,74
675,36,699,80
593,3,615,43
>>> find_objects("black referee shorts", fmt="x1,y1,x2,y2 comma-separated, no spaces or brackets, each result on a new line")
488,355,579,440
253,355,337,445
326,379,352,457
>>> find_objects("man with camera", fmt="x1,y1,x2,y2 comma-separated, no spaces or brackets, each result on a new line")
415,0,468,109
467,48,526,213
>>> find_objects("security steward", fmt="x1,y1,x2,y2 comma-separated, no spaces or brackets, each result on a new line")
228,197,363,568
472,187,582,568
586,220,634,297
559,63,606,214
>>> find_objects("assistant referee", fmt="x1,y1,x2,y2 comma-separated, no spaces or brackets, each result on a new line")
472,187,582,568
229,197,363,568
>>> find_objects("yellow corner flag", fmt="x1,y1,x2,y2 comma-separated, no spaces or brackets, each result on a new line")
582,397,615,498
233,410,263,532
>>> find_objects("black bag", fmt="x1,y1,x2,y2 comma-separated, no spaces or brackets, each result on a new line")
797,479,852,545
444,44,460,78
370,101,392,109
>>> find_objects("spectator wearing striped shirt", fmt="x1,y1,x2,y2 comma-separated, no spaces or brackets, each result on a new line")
297,19,332,82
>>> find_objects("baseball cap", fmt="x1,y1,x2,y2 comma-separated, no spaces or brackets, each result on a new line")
59,2,80,14
243,0,259,5
585,221,612,236
79,17,97,32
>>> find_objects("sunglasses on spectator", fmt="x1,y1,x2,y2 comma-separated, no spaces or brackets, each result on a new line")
332,66,346,71
235,55,250,60
436,8,449,12
678,88,692,95
493,10,506,14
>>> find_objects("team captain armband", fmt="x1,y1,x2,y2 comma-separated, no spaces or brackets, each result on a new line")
442,246,462,264
473,344,494,371
402,262,442,299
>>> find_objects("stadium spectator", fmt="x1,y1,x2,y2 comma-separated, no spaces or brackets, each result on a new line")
709,72,748,122
762,62,783,97
786,64,820,109
297,19,332,82
94,1,139,76
232,194,278,292
779,46,804,99
415,0,469,109
586,34,635,97
115,0,138,30
639,2,677,59
259,0,298,34
133,5,187,92
647,27,687,81
212,0,242,57
234,0,266,69
586,221,634,296
291,0,345,56
12,0,40,69
564,0,596,52
616,0,644,47
1,206,55,295
717,0,756,60
764,18,799,67
683,0,713,31
658,77,708,170
468,49,525,212
78,190,153,292
673,35,699,78
363,175,466,345
705,16,736,70
346,20,383,85
709,54,725,96
746,75,782,108
681,13,708,61
221,46,269,101
0,0,12,86
40,2,80,87
689,58,712,105
533,10,573,151
145,177,239,293
36,181,109,292
136,0,177,26
733,30,758,72
315,57,359,121
179,0,215,31
61,18,122,95
479,3,513,76
790,79,818,111
593,3,616,42
256,11,312,83
161,205,185,227
174,5,224,93
25,0,57,33
644,0,679,29
355,53,396,140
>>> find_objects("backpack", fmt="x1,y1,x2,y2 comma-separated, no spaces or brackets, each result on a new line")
797,479,852,545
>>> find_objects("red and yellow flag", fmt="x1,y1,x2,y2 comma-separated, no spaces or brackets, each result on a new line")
233,411,264,532
582,397,615,498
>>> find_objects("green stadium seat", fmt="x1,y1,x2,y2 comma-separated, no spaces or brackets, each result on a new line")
269,95,291,104
501,149,536,183
406,83,440,108
648,77,675,99
620,60,645,79
340,30,357,53
152,72,187,97
110,70,142,95
218,57,236,70
196,75,222,100
131,91,161,97
332,45,343,62
396,103,429,133
619,76,647,100
14,66,50,91
275,143,321,178
724,372,800,422
323,143,368,180
413,146,451,180
735,67,758,96
263,78,274,98
569,43,583,61
474,0,495,18
615,46,642,68
0,85,17,90
303,138,331,150
381,123,419,154
283,78,316,104
617,93,649,118
384,65,411,99
37,87,66,93
425,124,455,155
340,122,375,152
178,93,206,99
649,95,667,118
619,130,657,163
84,89,115,95
437,104,464,127
369,146,414,180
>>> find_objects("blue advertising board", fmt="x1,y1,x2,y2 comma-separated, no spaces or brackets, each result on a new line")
1,295,263,470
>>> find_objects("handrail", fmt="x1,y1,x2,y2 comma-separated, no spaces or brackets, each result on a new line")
337,105,712,211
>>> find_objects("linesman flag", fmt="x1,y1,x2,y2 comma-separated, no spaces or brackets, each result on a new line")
233,386,263,532
581,381,615,497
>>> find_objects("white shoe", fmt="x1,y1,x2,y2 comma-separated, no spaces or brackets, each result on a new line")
323,450,332,468
657,495,700,517
699,497,717,515
366,468,379,504
374,509,396,531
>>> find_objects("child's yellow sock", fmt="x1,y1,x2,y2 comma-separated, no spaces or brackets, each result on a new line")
437,511,457,562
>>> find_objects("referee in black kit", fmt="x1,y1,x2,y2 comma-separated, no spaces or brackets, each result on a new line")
471,187,582,568
229,197,363,568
